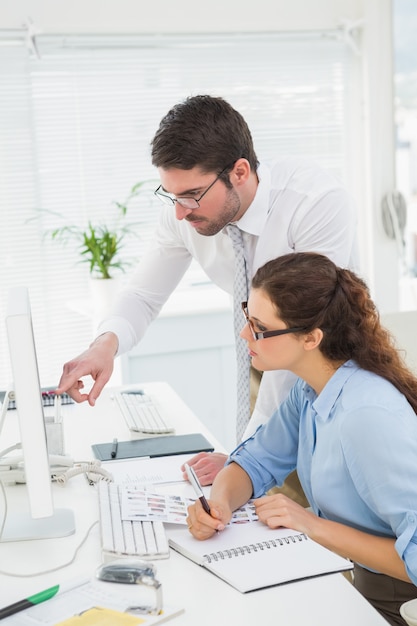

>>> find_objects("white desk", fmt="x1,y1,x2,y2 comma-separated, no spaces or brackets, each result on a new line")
0,382,388,625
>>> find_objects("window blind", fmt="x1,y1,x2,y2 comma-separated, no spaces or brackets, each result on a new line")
0,31,354,388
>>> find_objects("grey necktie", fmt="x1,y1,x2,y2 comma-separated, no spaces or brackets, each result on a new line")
226,224,251,442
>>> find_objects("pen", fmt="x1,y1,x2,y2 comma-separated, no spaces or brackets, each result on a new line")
0,580,87,620
110,438,118,459
184,463,211,515
54,393,62,423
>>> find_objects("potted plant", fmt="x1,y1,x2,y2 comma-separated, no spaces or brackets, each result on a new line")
33,180,155,322
45,181,152,279
49,211,133,280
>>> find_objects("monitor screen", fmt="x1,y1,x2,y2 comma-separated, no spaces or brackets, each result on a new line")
1,287,75,541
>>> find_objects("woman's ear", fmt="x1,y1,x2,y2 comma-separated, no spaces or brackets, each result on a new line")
303,328,323,351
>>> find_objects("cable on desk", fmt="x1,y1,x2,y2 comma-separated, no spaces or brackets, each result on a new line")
0,451,115,577
54,460,113,486
0,471,101,578
0,479,8,542
0,516,99,578
0,443,22,459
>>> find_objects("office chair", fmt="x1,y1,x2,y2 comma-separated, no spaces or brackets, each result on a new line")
400,598,417,626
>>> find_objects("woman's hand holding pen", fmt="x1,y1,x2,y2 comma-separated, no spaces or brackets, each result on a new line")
186,462,254,540
186,498,230,540
185,462,229,539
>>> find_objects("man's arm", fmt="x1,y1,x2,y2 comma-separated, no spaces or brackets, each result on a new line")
57,210,193,403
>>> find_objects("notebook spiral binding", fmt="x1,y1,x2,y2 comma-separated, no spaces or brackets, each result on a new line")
204,532,307,563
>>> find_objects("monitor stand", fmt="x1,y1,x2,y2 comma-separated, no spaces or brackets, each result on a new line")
1,509,76,542
0,388,76,542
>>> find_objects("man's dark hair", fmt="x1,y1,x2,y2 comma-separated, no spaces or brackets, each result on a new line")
151,95,259,182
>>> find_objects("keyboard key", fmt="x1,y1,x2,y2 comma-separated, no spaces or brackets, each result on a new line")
142,521,158,555
97,481,170,561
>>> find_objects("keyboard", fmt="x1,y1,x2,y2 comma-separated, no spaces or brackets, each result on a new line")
113,391,175,436
97,480,170,561
0,387,74,410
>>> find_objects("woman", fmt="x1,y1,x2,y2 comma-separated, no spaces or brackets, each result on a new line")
187,252,417,626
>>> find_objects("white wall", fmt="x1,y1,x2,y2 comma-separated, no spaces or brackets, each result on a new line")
1,0,399,311
360,0,398,311
2,0,363,33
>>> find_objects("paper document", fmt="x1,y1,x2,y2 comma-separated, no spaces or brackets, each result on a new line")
121,486,258,525
102,454,193,484
0,579,183,626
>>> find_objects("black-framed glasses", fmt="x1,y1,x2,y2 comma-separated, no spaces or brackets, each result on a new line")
241,302,306,341
154,167,228,210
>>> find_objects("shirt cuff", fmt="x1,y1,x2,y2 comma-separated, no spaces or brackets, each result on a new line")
395,512,417,585
97,316,138,356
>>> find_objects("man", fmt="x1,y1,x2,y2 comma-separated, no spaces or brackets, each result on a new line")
57,95,357,492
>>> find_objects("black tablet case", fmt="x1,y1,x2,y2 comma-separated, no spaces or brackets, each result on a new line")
92,432,214,461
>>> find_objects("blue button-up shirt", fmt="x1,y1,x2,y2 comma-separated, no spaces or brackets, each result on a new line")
227,360,417,583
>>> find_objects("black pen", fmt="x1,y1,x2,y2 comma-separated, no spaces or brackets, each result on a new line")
110,438,118,459
184,463,211,514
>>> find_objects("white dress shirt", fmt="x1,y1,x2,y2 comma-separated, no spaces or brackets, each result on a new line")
98,157,358,438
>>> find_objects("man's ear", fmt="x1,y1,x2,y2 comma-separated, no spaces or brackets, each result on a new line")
230,158,251,186
303,328,323,351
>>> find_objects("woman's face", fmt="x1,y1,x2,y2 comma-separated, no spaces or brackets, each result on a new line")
240,288,306,373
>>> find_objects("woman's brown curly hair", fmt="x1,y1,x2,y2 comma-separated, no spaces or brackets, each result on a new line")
252,252,417,413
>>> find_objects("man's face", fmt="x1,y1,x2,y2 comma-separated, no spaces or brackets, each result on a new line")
157,166,243,236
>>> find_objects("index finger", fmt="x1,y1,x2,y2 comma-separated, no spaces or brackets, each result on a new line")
55,377,88,403
56,361,87,394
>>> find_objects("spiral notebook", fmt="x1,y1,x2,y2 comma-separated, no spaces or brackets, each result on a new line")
167,520,353,593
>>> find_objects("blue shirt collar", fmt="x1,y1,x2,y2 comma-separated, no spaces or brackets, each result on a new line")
303,360,360,421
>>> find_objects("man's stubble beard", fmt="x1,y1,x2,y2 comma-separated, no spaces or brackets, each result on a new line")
186,187,242,237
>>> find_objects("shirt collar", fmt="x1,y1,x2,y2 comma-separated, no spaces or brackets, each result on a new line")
303,360,360,421
228,162,271,236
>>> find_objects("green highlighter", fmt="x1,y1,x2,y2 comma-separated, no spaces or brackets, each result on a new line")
0,581,84,620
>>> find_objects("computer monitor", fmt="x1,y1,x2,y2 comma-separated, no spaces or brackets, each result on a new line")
0,286,75,541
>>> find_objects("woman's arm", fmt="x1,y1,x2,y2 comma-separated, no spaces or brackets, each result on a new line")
255,494,410,582
210,461,254,510
314,516,409,581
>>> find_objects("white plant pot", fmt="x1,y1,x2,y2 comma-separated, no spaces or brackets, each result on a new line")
89,277,122,329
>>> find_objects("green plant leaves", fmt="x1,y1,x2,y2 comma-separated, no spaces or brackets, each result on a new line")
29,180,157,279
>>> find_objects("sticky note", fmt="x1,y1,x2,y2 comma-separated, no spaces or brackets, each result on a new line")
55,606,145,625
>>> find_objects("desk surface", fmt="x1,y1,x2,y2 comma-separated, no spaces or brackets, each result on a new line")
0,382,388,625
